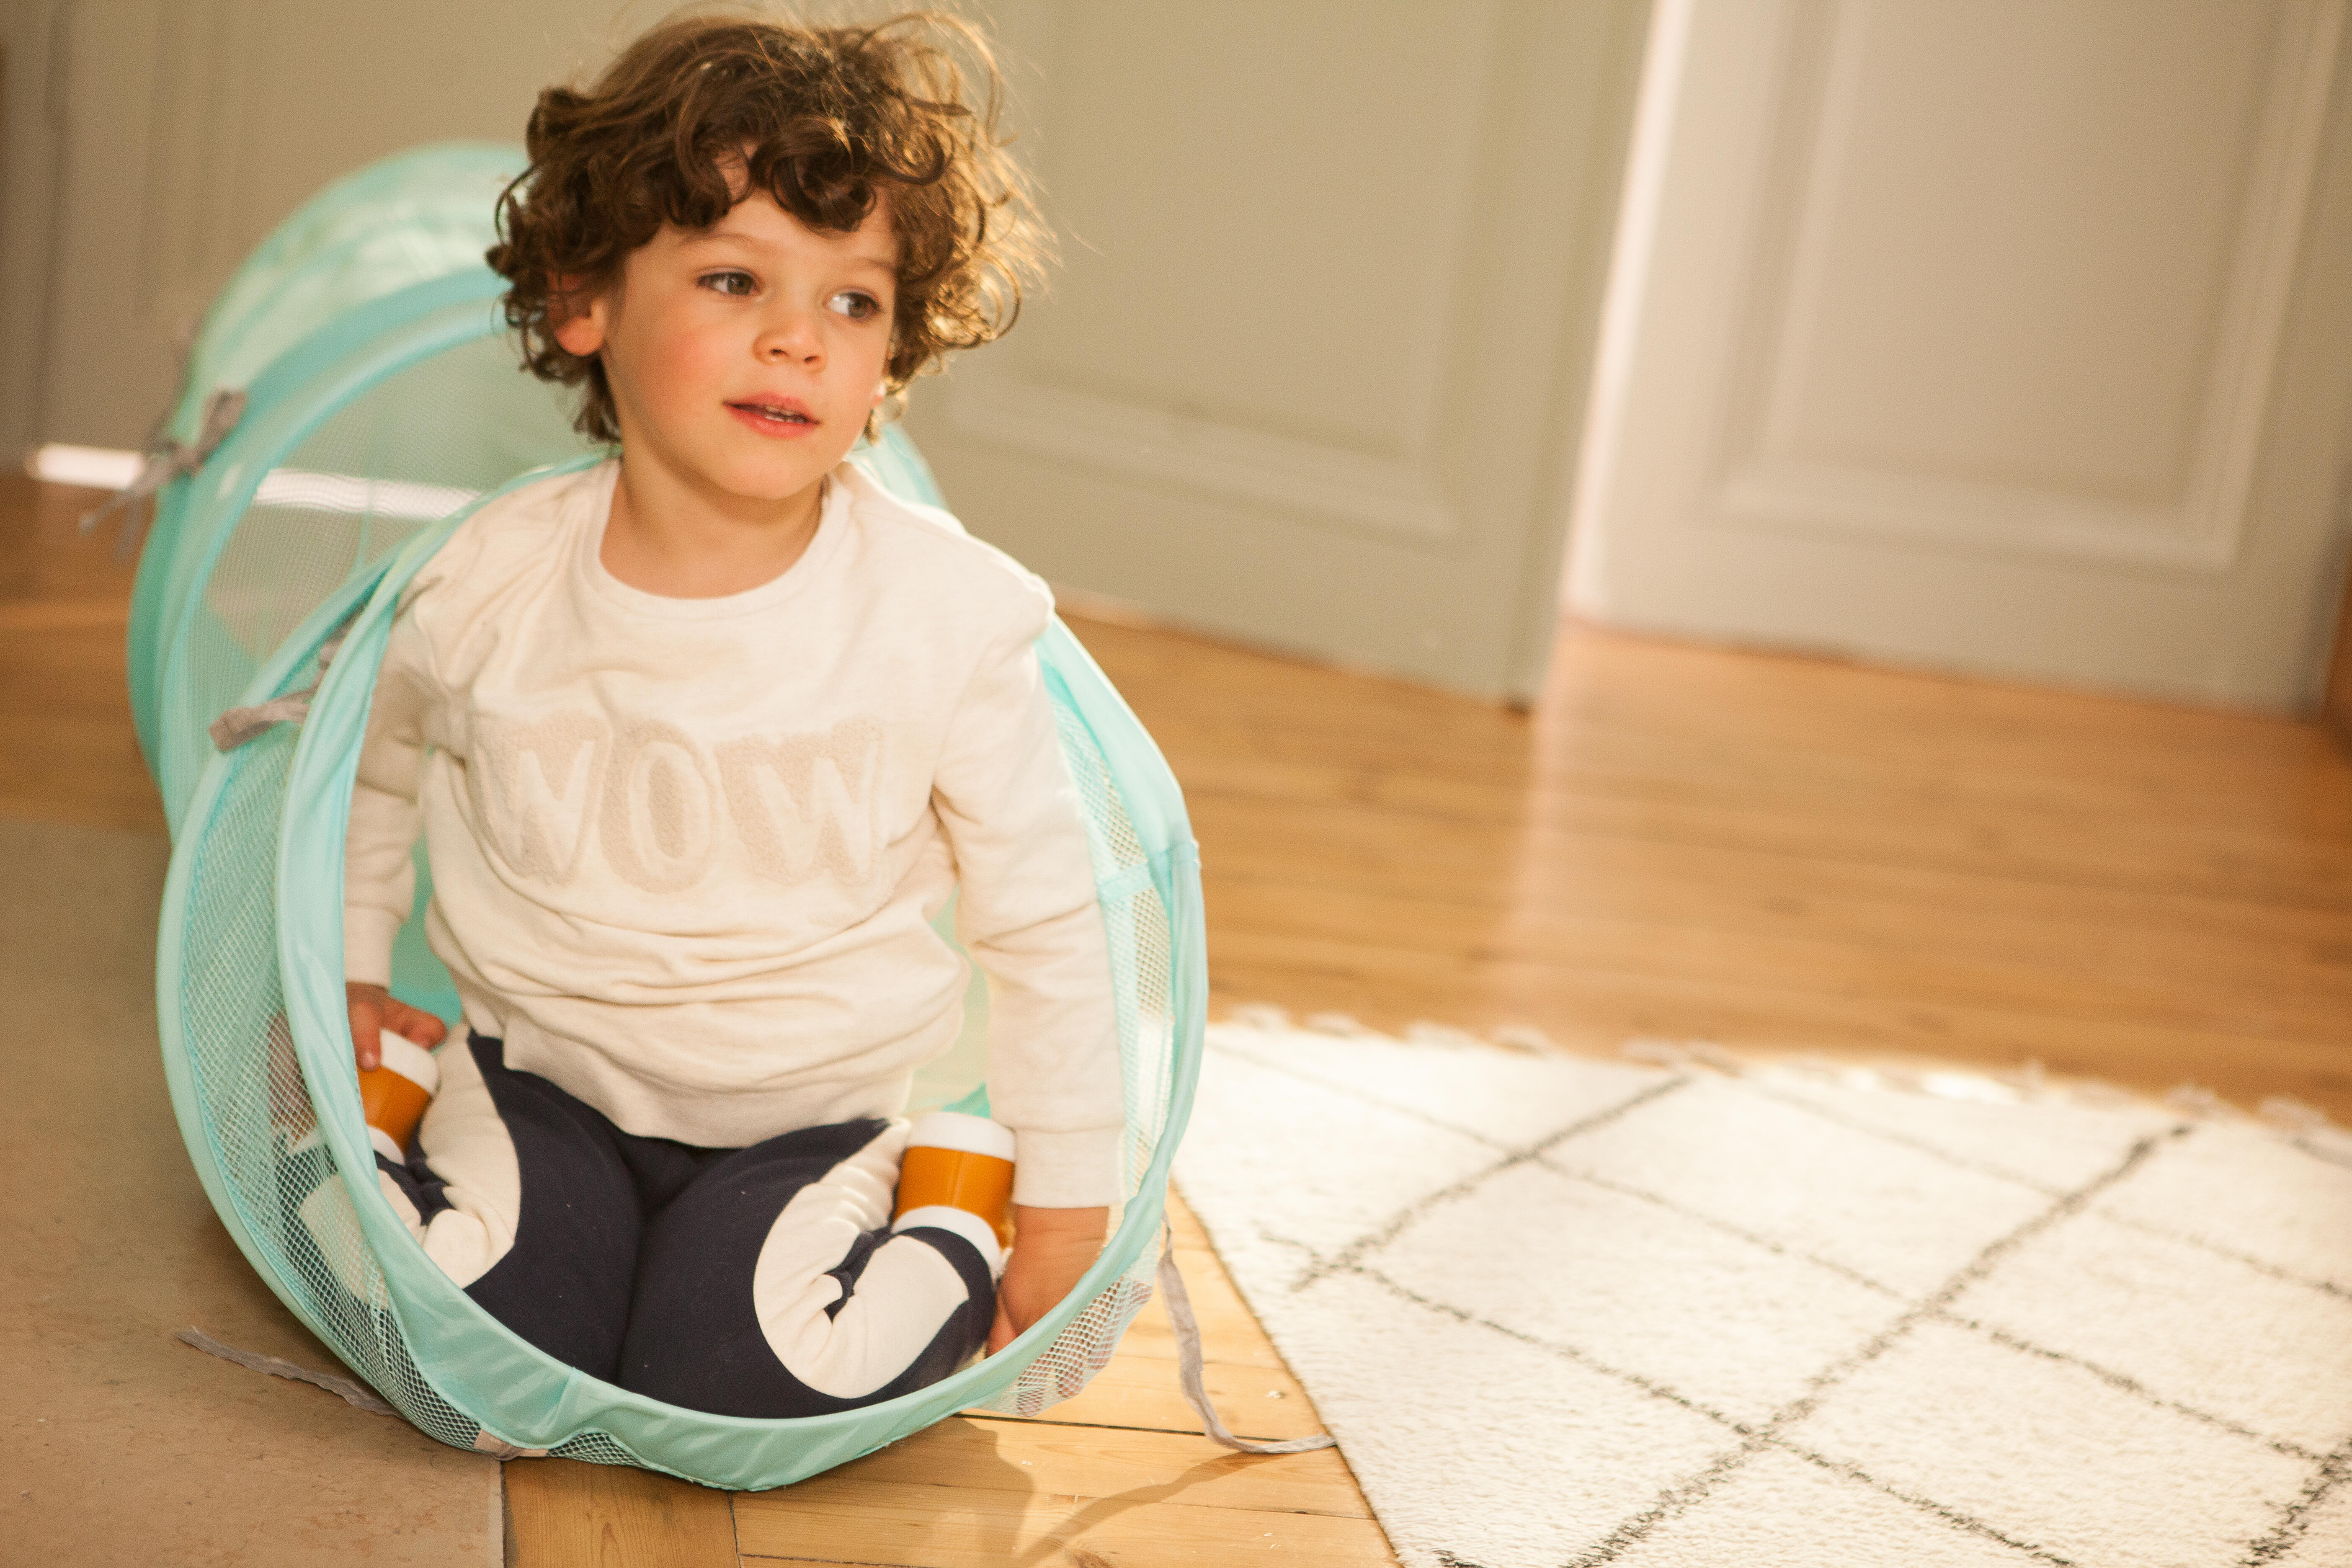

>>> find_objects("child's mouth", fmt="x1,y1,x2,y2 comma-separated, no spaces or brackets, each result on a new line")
728,400,816,430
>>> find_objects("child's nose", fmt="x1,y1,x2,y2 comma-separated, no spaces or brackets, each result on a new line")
756,307,825,368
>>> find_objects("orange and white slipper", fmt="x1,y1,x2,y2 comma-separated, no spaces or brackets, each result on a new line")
892,1112,1016,1276
359,1030,439,1164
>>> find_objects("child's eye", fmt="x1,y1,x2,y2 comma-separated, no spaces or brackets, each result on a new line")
699,271,757,297
827,291,883,321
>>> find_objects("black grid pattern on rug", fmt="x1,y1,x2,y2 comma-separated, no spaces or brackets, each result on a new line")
1185,1030,2352,1568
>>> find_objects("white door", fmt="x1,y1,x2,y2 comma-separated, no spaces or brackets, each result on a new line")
1569,0,2352,712
902,1,1650,701
8,0,1653,704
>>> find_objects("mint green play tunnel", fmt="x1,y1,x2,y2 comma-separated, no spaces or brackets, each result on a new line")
139,144,1206,1488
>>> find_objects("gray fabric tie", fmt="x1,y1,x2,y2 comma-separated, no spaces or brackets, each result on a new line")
1157,1230,1338,1455
175,1326,393,1416
209,630,345,751
80,387,249,555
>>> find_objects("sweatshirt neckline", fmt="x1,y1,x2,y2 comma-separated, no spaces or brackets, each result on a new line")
575,460,852,620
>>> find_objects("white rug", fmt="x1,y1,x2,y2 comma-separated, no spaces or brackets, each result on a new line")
1171,1015,2352,1568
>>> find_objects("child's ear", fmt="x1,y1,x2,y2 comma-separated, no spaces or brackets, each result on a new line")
549,275,607,357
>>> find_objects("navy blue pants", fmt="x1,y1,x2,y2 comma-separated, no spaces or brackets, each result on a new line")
374,1034,998,1418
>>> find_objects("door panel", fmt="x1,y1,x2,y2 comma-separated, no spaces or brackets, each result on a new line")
1571,0,2352,710
906,0,1650,699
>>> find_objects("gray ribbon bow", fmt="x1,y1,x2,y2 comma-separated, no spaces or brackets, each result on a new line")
208,631,346,751
79,387,248,556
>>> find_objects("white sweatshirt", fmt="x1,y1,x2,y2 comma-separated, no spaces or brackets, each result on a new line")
343,459,1122,1207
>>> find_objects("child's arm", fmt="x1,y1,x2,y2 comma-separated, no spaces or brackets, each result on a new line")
932,614,1126,1336
343,611,446,1070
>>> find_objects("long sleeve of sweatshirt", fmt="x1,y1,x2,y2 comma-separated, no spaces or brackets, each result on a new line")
339,460,1124,1205
934,615,1123,1206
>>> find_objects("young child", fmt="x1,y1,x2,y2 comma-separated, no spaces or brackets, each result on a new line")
338,13,1121,1419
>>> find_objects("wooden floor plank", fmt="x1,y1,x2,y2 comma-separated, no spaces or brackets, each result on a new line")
975,1353,1323,1443
505,1458,739,1567
1194,798,2352,953
763,1417,1368,1518
1201,869,2352,1041
735,1475,1393,1568
1199,932,2352,1111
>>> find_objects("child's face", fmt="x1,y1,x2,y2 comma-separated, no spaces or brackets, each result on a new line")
554,183,897,508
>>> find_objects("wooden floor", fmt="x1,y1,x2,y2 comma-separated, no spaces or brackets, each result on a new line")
10,467,2352,1563
0,477,167,833
1105,601,2352,1121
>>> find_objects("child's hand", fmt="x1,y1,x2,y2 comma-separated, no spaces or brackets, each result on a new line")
346,981,448,1073
987,1204,1109,1354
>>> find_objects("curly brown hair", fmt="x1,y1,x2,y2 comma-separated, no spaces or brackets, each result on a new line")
487,8,1049,443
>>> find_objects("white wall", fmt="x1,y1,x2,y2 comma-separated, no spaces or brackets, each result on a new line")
1,1,70,462
10,0,653,454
